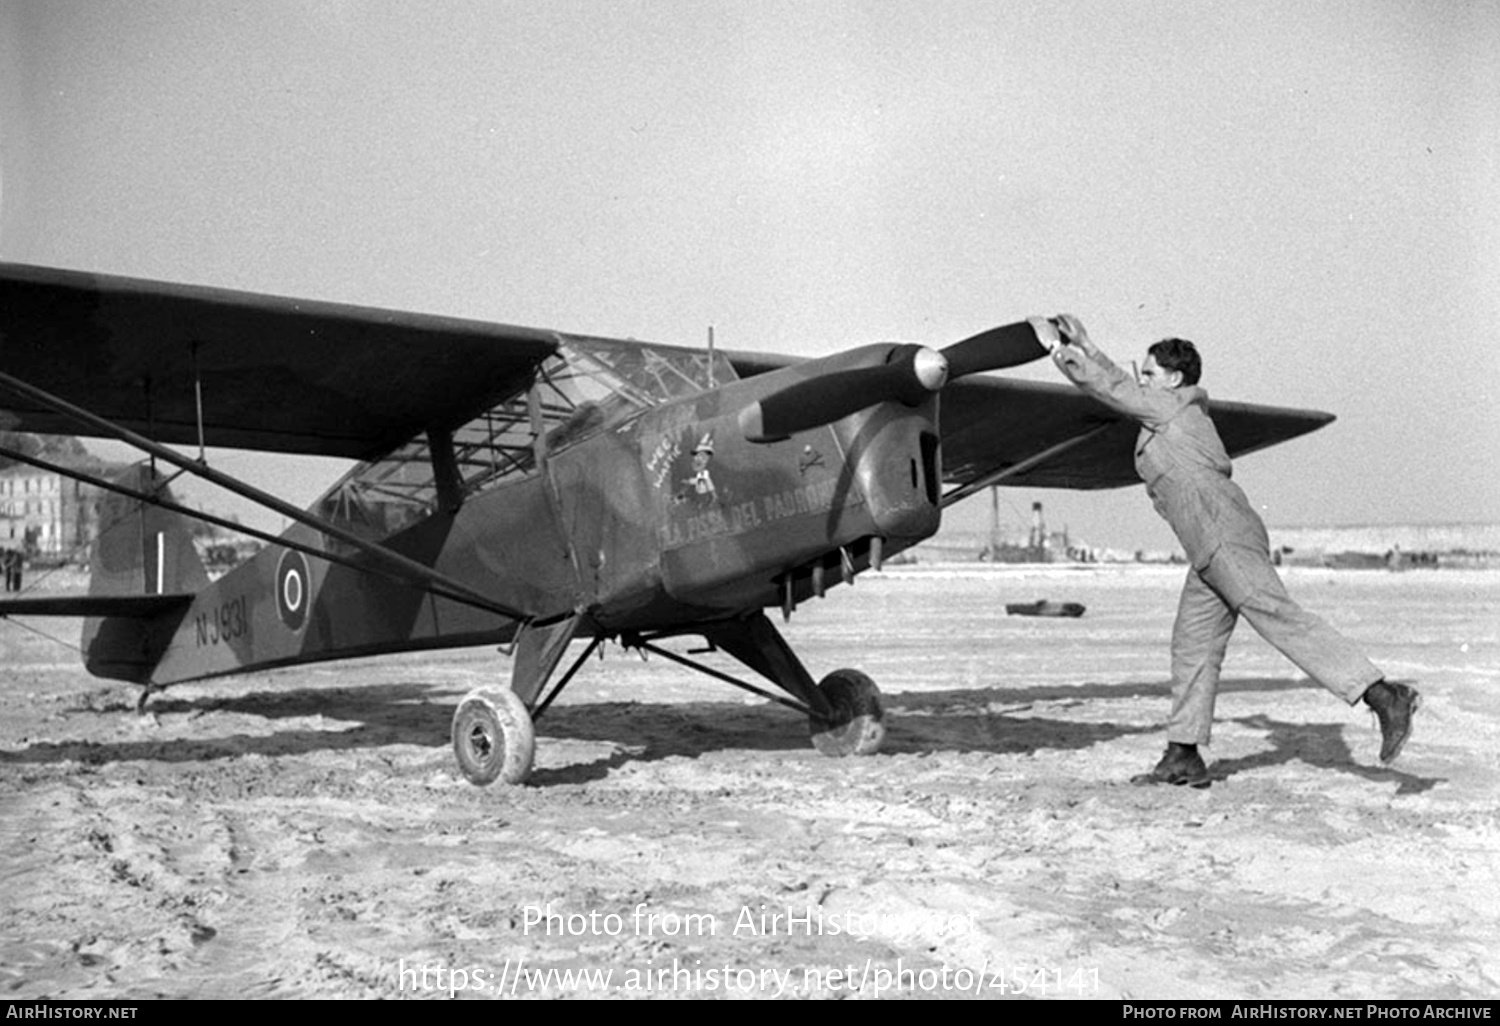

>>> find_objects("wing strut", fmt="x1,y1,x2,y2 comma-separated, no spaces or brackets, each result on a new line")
0,370,528,623
941,423,1115,508
0,444,517,619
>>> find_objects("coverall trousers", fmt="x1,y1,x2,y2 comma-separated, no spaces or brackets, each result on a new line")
1167,543,1383,745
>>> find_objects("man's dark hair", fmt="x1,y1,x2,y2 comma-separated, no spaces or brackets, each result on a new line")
1148,337,1202,386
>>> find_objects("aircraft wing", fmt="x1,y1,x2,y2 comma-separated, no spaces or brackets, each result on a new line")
938,375,1335,495
0,263,560,460
725,350,1334,496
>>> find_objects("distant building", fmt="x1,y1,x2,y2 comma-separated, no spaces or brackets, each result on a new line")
0,459,125,561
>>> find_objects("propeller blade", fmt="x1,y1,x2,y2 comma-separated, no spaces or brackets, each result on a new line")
738,319,1053,443
941,319,1052,378
740,363,914,443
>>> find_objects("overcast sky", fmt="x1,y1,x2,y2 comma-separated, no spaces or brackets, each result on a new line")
1,0,1495,551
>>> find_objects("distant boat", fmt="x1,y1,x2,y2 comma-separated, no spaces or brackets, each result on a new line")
1005,599,1086,618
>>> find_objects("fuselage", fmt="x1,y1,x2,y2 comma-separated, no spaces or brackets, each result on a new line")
142,343,945,685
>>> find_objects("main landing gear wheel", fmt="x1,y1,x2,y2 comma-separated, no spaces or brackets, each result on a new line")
809,669,885,757
452,687,536,786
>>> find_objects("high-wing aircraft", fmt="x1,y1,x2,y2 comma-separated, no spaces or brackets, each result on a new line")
0,262,1333,784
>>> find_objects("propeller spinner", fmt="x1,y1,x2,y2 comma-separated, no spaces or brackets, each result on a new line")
739,317,1060,443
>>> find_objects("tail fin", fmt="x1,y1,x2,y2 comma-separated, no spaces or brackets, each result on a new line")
81,463,208,682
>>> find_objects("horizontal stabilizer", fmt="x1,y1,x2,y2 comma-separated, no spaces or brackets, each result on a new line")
0,594,194,619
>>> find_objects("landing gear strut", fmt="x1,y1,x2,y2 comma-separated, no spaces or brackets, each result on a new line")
644,615,888,758
452,612,888,787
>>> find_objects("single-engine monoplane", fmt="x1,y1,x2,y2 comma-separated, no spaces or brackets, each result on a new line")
0,263,1333,783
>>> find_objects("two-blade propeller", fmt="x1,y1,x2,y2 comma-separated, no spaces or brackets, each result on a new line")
739,318,1059,443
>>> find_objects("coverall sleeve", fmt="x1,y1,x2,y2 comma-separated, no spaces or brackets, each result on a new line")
1053,341,1188,429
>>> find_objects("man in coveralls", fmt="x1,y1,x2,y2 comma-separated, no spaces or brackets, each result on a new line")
1043,314,1418,788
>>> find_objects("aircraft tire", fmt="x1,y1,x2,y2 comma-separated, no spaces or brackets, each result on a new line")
452,686,535,786
809,669,885,757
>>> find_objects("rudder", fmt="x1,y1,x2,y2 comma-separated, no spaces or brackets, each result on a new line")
82,463,208,682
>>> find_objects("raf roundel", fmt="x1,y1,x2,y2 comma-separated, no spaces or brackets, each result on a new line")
276,550,310,631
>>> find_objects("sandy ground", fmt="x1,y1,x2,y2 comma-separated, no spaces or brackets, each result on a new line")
1,565,1497,1001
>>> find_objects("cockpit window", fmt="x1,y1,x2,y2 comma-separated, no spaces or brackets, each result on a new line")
312,337,738,544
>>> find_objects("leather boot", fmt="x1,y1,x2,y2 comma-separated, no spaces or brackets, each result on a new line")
1363,680,1420,763
1131,742,1211,789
